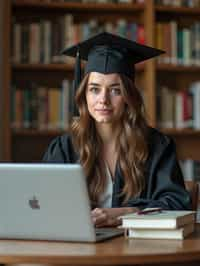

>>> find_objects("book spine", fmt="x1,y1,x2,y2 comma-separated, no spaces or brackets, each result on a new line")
15,89,23,129
13,23,21,63
60,80,70,130
37,87,48,130
171,21,178,65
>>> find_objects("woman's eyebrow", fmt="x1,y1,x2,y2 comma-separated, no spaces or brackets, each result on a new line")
109,83,120,87
88,82,101,86
88,82,120,87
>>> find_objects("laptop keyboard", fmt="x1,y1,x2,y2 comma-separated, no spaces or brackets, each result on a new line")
95,228,121,235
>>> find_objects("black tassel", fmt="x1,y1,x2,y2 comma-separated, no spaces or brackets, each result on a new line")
74,47,81,92
73,47,81,116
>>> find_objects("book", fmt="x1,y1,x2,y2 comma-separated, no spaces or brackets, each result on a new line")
125,222,195,240
48,88,60,130
189,82,200,129
158,85,175,128
121,210,195,229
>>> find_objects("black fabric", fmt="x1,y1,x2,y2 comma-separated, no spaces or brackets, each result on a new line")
43,127,191,211
61,32,165,87
62,32,164,64
85,46,134,78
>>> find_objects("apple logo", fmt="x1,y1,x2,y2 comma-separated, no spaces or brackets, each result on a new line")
29,196,40,209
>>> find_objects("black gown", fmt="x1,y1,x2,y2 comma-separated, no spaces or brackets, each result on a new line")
43,127,191,210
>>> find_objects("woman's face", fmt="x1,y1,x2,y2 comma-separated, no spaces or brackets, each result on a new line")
86,72,126,124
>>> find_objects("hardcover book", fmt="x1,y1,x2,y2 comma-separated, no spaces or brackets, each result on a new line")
121,210,195,229
125,222,195,240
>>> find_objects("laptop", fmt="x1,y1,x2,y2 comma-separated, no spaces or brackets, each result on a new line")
0,163,123,242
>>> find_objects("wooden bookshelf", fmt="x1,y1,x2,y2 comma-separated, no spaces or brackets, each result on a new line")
162,128,200,136
9,0,154,162
0,1,11,161
1,0,200,163
155,1,200,163
157,64,200,72
12,63,76,71
13,63,145,72
12,129,64,137
155,5,200,14
12,0,145,12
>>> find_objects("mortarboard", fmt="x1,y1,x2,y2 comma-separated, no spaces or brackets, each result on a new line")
62,31,165,93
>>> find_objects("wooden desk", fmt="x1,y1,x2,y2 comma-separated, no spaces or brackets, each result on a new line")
1,225,200,266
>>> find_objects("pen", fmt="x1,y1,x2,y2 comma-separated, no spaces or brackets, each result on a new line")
137,207,162,215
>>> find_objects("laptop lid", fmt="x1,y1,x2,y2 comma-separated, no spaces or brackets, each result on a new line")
0,163,123,242
0,163,98,242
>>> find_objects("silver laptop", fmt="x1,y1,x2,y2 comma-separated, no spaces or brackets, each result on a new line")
0,163,123,242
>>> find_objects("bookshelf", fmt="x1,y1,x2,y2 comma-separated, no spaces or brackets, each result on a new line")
0,1,3,160
154,2,200,162
0,1,11,161
1,0,200,165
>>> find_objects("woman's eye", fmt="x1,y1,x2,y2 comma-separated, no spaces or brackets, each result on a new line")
110,88,121,95
89,87,99,93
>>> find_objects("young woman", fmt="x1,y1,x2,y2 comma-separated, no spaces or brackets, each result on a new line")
43,32,191,227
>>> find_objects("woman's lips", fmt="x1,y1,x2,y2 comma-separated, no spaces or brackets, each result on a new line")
95,109,112,115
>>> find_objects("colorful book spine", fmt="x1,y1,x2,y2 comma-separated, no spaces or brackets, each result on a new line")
155,21,200,66
11,80,72,131
157,82,200,130
12,19,144,64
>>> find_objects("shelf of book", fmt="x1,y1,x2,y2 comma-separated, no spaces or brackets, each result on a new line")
154,0,200,166
6,0,151,162
1,0,200,163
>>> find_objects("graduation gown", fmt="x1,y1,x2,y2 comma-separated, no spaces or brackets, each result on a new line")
43,127,191,210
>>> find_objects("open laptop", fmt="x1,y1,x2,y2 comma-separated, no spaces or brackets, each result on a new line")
0,163,123,242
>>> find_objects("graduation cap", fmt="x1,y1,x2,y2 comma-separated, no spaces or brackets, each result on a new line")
62,31,165,95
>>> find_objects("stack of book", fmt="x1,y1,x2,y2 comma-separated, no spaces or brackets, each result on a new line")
120,208,196,240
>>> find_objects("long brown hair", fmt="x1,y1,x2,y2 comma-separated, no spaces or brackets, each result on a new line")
70,73,149,206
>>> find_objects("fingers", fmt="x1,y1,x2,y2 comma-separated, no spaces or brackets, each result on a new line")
91,208,107,227
91,208,121,227
91,207,137,228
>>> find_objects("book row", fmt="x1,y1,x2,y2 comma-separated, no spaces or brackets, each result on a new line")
157,82,200,129
155,0,200,7
12,16,145,64
11,80,76,131
180,159,200,182
155,21,200,66
11,81,200,131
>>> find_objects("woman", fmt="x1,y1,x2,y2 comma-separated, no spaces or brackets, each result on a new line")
43,32,191,227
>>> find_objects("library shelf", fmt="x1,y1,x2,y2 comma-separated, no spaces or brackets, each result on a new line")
1,0,200,162
156,64,200,73
12,129,65,137
162,129,200,137
155,5,200,15
12,0,145,13
12,63,75,72
12,63,144,72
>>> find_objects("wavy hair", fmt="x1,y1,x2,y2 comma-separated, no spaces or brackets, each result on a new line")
70,73,149,206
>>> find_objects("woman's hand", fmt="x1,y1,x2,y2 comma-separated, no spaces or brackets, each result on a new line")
91,207,138,227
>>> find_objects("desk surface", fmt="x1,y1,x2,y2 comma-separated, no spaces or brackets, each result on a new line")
0,224,200,265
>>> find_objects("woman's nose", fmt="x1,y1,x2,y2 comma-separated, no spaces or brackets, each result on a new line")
99,90,109,103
